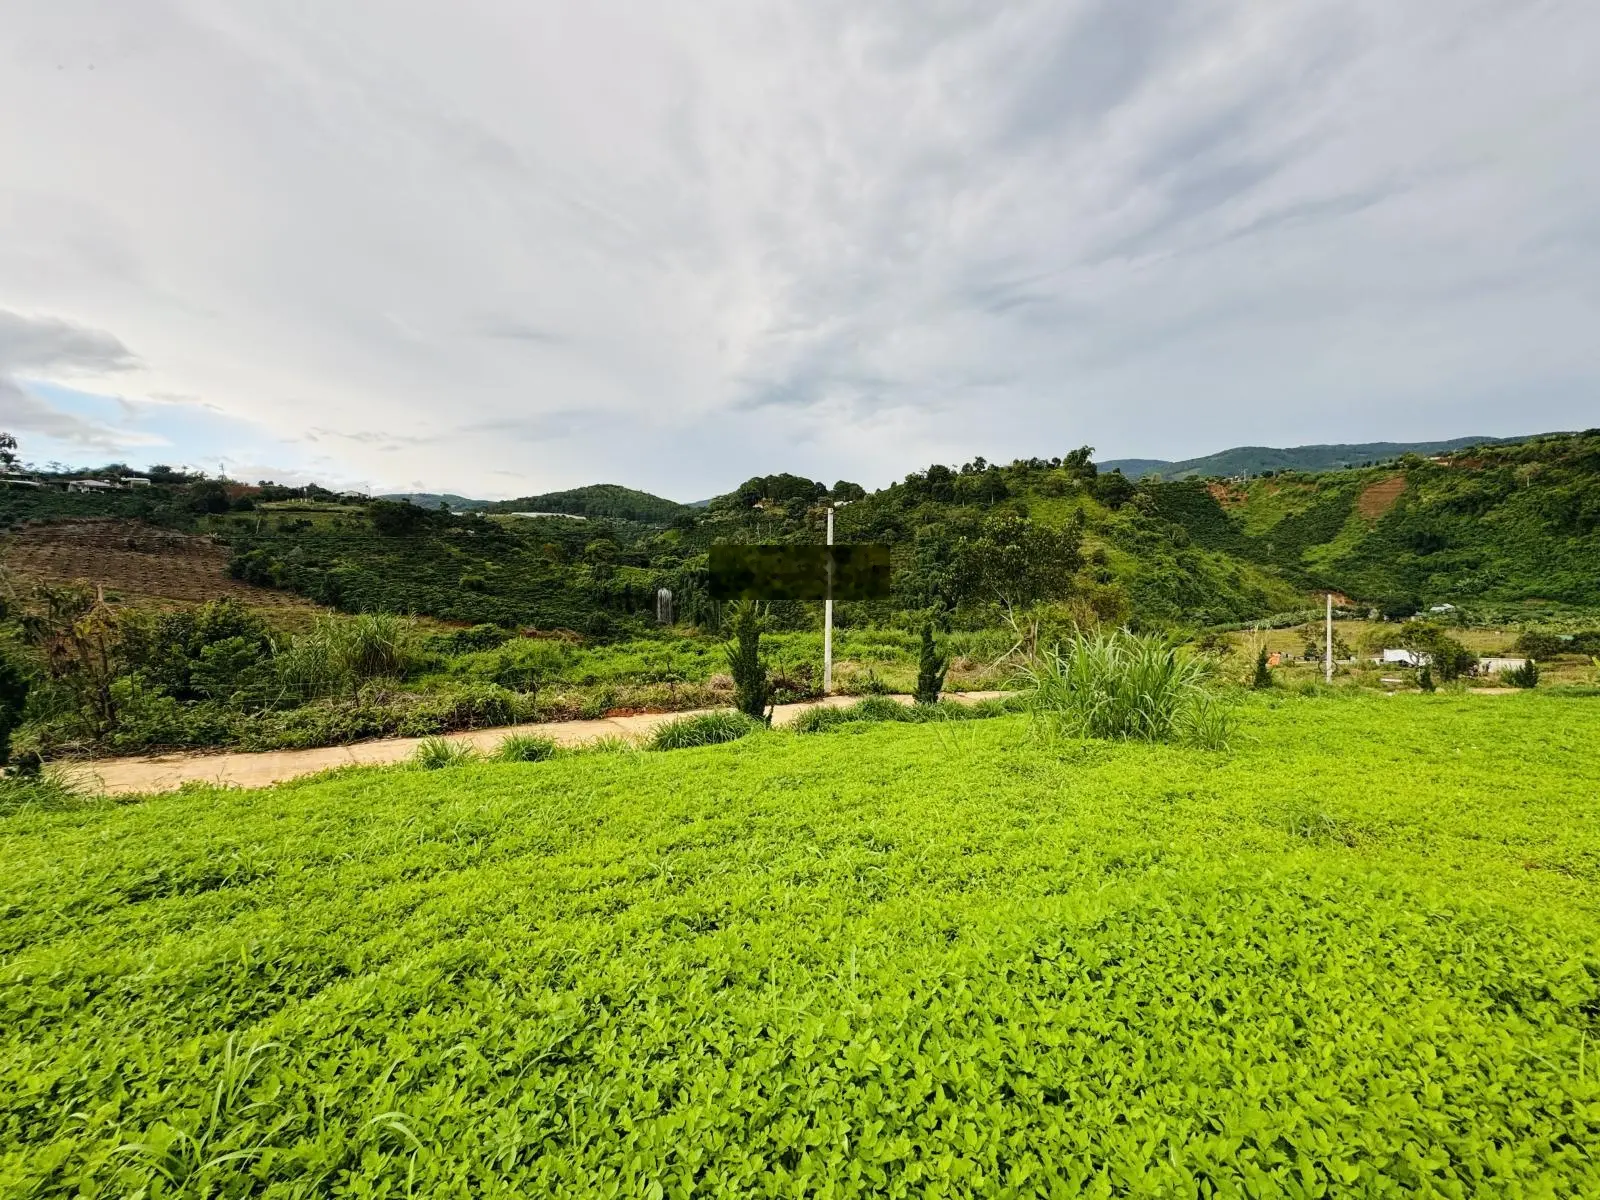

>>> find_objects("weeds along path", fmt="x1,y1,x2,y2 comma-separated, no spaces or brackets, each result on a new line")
74,692,1011,795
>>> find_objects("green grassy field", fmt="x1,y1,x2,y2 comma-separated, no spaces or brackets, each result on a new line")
4,694,1599,1196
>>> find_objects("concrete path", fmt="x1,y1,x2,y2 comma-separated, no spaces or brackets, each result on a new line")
73,692,1011,796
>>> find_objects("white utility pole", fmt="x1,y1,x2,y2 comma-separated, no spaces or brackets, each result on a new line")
1325,592,1334,685
823,505,835,694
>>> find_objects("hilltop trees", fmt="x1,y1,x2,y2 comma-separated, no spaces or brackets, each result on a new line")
734,474,827,508
1062,445,1097,480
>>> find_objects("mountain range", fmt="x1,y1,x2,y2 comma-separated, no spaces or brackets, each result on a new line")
1097,434,1552,481
385,434,1559,513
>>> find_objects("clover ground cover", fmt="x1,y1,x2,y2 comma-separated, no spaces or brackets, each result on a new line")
3,693,1598,1196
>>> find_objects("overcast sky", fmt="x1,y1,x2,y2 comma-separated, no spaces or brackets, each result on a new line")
2,1,1596,500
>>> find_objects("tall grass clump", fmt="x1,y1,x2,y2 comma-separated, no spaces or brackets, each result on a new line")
648,710,758,751
0,763,95,815
276,613,416,700
1018,629,1232,749
493,733,558,762
327,613,415,681
413,736,477,770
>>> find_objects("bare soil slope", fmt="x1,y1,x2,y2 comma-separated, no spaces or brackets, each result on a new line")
1,519,315,608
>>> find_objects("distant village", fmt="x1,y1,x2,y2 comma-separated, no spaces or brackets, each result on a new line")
0,473,153,493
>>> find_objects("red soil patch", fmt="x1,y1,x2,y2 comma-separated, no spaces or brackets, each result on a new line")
1356,475,1406,521
1207,482,1247,508
1,518,316,608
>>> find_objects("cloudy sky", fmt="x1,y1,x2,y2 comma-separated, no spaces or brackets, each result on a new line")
2,1,1595,500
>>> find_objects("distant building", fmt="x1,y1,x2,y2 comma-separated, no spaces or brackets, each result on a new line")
1380,648,1429,667
510,511,587,520
125,477,152,488
1479,657,1529,674
67,479,116,492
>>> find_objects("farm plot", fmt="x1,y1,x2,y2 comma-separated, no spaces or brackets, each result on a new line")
2,693,1599,1196
1,519,317,608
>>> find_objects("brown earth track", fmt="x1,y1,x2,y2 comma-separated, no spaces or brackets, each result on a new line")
1356,475,1406,521
0,518,316,608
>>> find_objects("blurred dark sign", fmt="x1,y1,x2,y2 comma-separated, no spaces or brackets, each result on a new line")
709,544,891,601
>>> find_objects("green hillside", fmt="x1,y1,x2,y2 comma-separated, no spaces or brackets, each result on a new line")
1103,433,1549,480
2,433,1599,761
488,484,689,523
1143,432,1600,610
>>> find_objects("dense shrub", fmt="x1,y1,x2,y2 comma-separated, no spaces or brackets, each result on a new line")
1501,660,1540,689
1514,631,1566,659
118,598,277,704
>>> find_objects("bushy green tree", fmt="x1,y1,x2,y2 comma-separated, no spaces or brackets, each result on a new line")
1251,646,1272,689
914,623,948,706
1398,620,1476,682
1092,470,1136,510
186,480,231,514
952,512,1084,610
369,499,431,536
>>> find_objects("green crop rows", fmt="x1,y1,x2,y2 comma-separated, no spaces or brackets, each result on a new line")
3,694,1599,1196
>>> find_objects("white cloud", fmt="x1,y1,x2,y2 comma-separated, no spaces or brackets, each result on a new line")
0,309,147,449
1,0,1595,499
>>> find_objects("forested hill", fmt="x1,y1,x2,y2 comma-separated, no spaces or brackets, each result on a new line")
3,432,1597,636
486,484,689,523
377,493,491,511
1139,432,1600,612
1101,433,1550,480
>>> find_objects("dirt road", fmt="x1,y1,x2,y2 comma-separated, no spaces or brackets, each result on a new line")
72,692,1011,796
